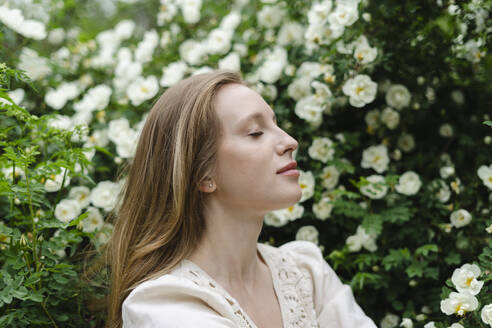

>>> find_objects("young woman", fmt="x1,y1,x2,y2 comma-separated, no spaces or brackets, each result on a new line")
107,70,377,328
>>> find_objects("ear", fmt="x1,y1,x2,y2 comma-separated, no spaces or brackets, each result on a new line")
198,179,215,193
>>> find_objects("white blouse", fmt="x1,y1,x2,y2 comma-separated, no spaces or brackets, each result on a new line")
122,240,377,328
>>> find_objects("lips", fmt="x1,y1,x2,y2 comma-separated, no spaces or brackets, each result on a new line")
277,161,297,174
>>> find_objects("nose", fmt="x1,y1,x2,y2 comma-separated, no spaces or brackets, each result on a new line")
277,128,298,155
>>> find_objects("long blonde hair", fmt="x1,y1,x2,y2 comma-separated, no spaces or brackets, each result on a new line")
106,70,245,328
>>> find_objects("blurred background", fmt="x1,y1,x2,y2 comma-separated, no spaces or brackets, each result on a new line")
0,0,491,327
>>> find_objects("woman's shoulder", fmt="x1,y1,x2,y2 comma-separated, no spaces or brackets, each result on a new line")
122,264,236,328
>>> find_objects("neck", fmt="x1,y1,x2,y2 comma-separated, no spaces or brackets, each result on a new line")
186,200,266,291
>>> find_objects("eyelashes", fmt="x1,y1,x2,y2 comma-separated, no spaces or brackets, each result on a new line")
249,131,264,137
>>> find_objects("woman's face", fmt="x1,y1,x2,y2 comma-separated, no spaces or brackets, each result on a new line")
211,83,302,213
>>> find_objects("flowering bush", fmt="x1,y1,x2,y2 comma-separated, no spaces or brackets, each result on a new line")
1,0,491,327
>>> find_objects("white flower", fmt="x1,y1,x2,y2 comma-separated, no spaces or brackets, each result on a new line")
157,3,178,25
299,170,315,202
477,164,492,190
108,118,131,144
423,322,436,328
115,129,138,158
353,36,377,64
450,209,472,228
451,90,465,105
160,61,188,87
95,222,114,246
218,52,240,71
179,40,207,65
328,3,359,27
440,166,455,179
114,20,135,40
0,6,46,40
342,74,377,108
360,175,387,199
54,199,81,223
127,75,159,106
481,303,492,327
361,144,389,173
449,324,464,328
400,318,413,328
435,180,451,203
2,166,25,180
381,107,400,129
0,6,24,31
308,137,335,163
440,292,478,316
206,28,232,55
296,225,319,244
45,82,81,110
380,313,399,328
81,206,104,233
18,47,51,81
73,84,112,113
277,21,304,47
439,123,454,138
264,210,289,227
295,95,323,126
135,30,159,64
257,47,288,84
395,171,422,196
398,133,415,152
86,129,109,148
45,169,71,192
451,263,484,295
365,109,381,130
220,11,241,31
386,84,411,110
307,1,332,25
257,5,285,28
90,181,120,212
346,225,378,252
264,203,304,227
180,0,202,24
312,196,334,220
288,77,312,101
68,186,91,208
320,165,340,190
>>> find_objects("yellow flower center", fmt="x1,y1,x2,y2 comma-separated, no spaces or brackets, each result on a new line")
141,86,149,94
355,86,364,95
465,277,473,286
372,155,381,163
300,183,307,189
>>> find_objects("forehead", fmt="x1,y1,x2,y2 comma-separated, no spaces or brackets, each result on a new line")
214,84,273,129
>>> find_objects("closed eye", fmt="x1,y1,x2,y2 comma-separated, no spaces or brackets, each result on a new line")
249,131,263,137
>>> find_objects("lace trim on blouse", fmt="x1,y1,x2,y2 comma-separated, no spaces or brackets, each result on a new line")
178,243,319,328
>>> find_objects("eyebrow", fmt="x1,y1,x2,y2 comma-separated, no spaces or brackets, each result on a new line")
237,111,277,128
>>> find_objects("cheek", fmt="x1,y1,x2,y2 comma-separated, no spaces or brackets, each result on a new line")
216,142,272,186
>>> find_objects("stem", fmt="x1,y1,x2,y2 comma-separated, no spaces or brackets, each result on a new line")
41,298,59,328
24,159,38,271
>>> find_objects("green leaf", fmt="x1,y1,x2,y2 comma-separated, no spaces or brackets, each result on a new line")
484,120,492,128
382,248,412,270
444,252,461,265
415,244,438,257
406,261,426,278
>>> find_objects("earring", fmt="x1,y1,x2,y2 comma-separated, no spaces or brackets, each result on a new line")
209,183,213,188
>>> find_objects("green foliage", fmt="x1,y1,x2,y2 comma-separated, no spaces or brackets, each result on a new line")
0,66,104,327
